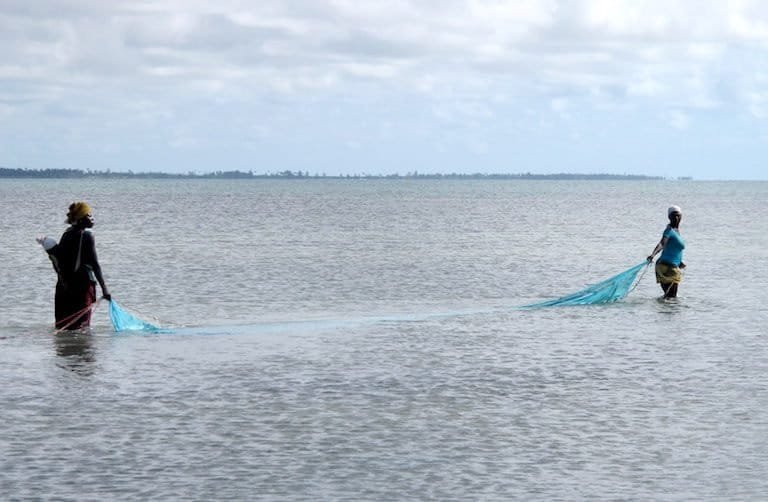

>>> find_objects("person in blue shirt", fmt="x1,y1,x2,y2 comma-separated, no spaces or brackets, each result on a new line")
647,205,686,298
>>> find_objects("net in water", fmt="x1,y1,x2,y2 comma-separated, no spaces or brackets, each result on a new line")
109,300,161,332
523,261,650,308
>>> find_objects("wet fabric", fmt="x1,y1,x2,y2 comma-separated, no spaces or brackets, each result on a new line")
55,281,95,329
109,301,161,332
655,261,682,285
523,261,650,308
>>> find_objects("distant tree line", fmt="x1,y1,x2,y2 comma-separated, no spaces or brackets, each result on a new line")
0,166,668,181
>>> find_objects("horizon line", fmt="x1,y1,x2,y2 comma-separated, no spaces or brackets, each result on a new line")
0,166,689,181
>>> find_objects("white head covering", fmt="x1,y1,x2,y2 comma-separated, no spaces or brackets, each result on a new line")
668,205,682,216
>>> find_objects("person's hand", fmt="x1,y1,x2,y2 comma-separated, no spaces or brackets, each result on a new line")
679,262,686,269
102,292,112,302
646,255,654,263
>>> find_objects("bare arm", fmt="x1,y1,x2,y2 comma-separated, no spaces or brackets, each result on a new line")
647,236,668,262
84,233,111,299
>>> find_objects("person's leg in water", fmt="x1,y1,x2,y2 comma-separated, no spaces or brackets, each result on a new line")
661,282,678,298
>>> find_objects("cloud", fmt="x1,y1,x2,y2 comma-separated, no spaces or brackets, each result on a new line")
4,0,768,177
549,97,570,117
666,109,690,130
746,90,768,119
3,0,768,101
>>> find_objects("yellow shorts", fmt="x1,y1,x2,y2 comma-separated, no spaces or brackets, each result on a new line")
655,262,682,285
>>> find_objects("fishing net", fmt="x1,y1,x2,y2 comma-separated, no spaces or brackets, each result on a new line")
108,300,162,332
522,261,650,308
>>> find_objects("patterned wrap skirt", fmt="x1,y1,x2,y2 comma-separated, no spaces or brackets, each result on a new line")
655,261,682,285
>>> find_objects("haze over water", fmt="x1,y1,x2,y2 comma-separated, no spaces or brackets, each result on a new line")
2,179,767,500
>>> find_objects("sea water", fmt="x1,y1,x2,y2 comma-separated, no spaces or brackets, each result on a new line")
1,178,767,500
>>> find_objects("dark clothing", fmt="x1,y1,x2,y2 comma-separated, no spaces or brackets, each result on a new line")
48,228,103,329
55,281,96,329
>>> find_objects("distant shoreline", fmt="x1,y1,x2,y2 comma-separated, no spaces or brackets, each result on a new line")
0,167,681,181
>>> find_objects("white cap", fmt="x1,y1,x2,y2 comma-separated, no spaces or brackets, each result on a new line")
668,205,682,216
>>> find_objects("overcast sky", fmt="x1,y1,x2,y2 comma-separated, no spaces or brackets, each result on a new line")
3,1,768,179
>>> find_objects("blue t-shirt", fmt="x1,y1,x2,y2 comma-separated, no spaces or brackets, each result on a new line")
659,226,685,266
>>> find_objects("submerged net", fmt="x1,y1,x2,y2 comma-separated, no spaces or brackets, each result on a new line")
522,261,650,308
109,300,162,332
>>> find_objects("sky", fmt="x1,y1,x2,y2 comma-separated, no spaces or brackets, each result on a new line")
2,1,768,179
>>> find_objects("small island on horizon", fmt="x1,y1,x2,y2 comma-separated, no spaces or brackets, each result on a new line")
0,166,684,181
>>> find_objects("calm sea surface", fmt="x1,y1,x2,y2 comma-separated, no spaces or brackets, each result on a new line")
1,179,767,500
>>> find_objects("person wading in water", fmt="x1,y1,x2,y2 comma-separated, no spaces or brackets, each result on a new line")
38,201,111,330
647,205,686,299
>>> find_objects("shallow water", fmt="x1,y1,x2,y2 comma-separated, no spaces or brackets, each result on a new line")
2,179,768,500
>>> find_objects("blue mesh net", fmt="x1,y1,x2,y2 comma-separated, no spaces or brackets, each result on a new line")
109,300,162,332
522,261,650,308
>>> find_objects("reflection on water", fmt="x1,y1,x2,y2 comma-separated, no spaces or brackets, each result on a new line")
53,331,96,376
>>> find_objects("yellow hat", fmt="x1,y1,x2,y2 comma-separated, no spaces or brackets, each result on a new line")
67,201,92,224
